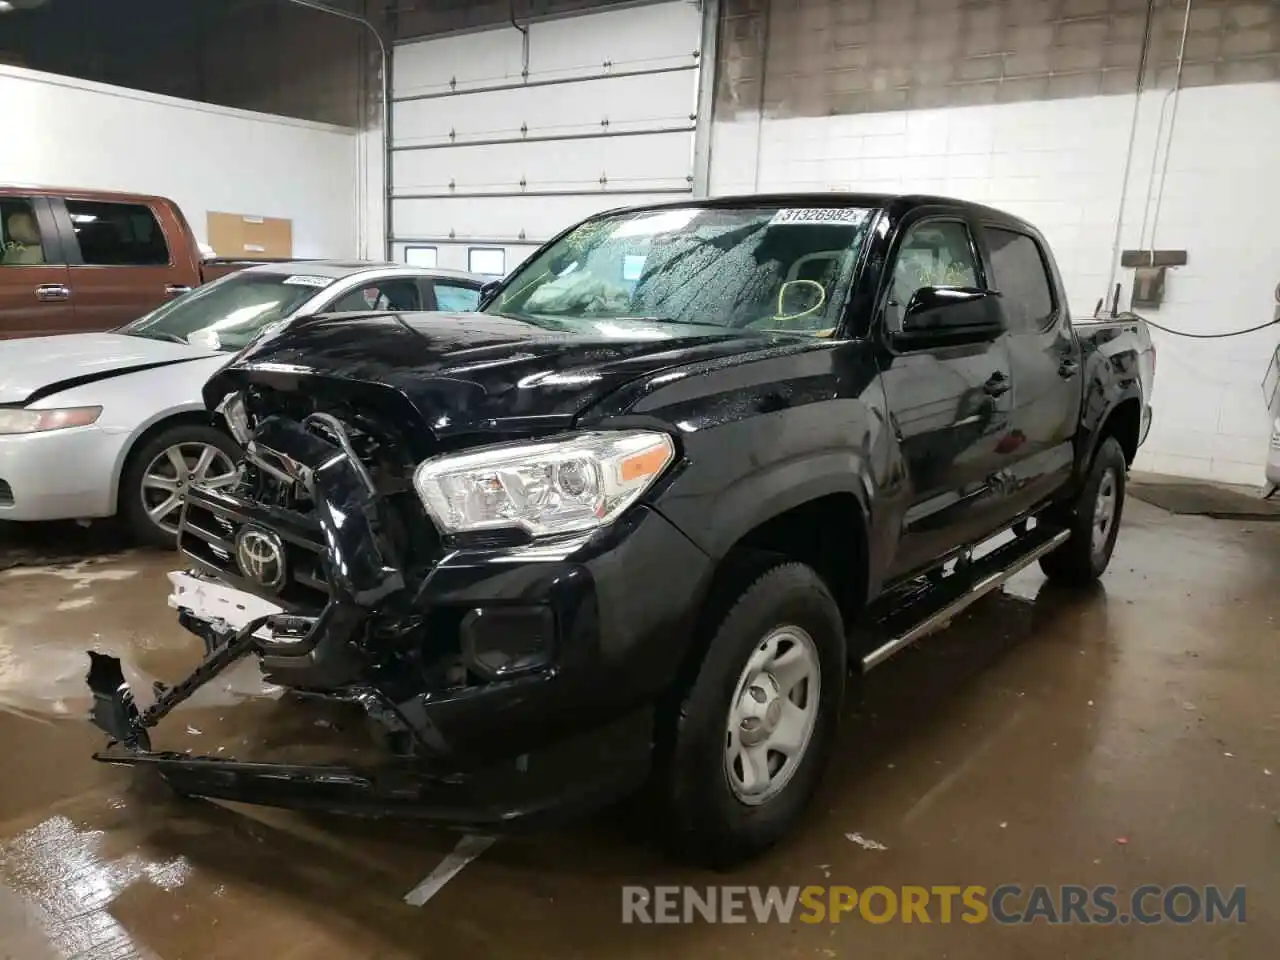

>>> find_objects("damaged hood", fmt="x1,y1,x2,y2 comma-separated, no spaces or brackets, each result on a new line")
0,332,217,405
205,311,785,440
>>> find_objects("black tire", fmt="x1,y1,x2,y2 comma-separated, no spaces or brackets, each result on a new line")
1039,436,1127,585
662,562,846,868
119,423,240,549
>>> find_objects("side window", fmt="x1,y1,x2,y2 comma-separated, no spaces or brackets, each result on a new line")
65,200,170,266
1,198,48,266
432,282,481,312
327,279,422,313
985,227,1055,332
885,219,980,329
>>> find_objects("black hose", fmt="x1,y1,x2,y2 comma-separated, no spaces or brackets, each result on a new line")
1142,317,1280,339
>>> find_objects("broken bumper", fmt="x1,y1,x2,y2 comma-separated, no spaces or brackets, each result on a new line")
89,711,655,829
85,415,711,824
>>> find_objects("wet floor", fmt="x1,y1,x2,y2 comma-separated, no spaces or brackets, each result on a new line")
0,501,1276,958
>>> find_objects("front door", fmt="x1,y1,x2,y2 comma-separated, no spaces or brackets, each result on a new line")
877,213,1016,579
0,195,75,338
978,224,1082,515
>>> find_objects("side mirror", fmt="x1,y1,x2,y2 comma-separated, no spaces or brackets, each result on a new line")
477,279,502,309
895,286,1003,345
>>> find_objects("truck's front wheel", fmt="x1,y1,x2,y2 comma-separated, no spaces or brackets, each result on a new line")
662,562,845,868
1039,436,1127,585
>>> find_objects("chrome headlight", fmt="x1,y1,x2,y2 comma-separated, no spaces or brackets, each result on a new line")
0,406,102,435
413,430,675,537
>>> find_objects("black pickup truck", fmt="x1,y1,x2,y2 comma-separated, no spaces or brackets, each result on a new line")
86,194,1154,865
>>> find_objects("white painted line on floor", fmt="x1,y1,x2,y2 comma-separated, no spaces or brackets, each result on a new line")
404,834,497,907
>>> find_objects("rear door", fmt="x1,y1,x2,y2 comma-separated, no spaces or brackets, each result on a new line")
55,197,195,330
0,194,76,338
877,209,1017,579
977,223,1082,514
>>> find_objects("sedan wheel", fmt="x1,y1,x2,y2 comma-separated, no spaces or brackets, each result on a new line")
121,424,242,548
141,442,238,534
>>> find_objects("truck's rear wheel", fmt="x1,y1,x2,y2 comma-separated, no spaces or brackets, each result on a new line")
662,562,845,868
1039,436,1127,585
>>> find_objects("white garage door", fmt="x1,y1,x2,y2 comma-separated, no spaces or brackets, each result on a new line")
390,1,703,278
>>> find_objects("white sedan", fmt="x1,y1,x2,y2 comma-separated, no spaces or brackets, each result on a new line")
0,260,486,545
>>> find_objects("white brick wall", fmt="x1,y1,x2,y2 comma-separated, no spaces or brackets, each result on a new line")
709,81,1280,485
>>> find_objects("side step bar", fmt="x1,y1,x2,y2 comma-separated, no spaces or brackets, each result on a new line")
861,526,1070,672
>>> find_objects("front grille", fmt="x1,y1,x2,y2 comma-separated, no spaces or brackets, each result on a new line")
0,479,12,506
178,486,329,613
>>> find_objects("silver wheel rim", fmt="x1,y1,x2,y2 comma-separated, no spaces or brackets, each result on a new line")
141,442,237,534
724,625,821,806
1091,469,1118,557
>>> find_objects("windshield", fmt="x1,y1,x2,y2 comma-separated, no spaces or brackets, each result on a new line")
484,204,878,335
118,271,330,350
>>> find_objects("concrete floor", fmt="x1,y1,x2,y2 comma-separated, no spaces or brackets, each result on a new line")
0,500,1276,958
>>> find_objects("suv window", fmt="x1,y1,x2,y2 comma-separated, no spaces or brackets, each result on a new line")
886,219,979,330
66,200,170,266
326,278,422,313
985,228,1054,332
433,281,480,312
1,198,48,266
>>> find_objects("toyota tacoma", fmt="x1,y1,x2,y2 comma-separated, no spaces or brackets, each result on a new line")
86,194,1154,866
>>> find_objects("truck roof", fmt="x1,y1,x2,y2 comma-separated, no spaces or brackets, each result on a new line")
597,191,1045,236
0,184,173,204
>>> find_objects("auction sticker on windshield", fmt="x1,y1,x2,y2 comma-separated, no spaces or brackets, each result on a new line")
282,275,335,288
770,208,871,226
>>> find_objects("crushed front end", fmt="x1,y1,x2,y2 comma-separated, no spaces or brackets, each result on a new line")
85,370,710,827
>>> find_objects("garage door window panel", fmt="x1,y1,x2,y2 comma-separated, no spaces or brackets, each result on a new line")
65,201,170,266
469,248,506,278
404,246,437,268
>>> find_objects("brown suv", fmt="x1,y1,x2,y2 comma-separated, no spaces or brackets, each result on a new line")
0,186,251,339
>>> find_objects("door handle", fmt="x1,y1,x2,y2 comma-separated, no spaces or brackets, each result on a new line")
983,372,1010,397
166,284,193,298
1058,357,1080,378
35,284,70,302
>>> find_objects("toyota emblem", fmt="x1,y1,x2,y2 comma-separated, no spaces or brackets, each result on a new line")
234,526,287,591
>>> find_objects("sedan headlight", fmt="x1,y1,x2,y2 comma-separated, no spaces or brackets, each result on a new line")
413,430,675,537
0,406,102,435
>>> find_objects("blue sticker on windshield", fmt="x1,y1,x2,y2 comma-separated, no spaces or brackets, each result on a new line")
769,208,870,226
